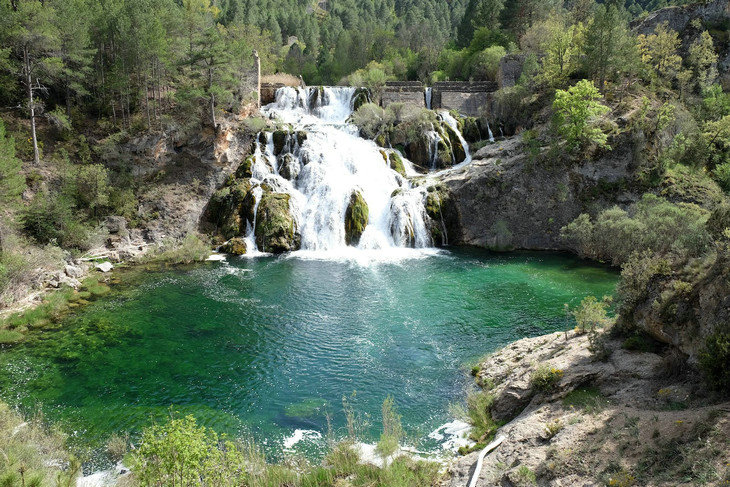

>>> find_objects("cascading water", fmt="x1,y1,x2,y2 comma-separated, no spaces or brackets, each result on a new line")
249,86,435,256
424,88,433,110
439,111,472,168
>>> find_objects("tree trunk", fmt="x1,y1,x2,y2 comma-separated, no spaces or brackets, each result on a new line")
208,67,216,129
254,50,261,108
24,46,40,165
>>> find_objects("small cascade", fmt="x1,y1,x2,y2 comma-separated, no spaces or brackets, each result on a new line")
487,121,495,143
242,186,264,255
426,130,441,171
424,88,433,110
438,111,472,167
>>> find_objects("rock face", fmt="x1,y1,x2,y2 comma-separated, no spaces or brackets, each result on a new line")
626,250,730,361
344,191,369,246
443,331,730,487
435,134,645,250
255,192,300,253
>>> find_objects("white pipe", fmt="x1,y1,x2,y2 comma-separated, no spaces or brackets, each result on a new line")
467,435,505,487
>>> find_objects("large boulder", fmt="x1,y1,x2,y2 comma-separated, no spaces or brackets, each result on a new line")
255,192,300,253
220,237,247,255
207,179,254,239
344,191,369,246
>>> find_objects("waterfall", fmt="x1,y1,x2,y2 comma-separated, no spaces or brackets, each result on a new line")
244,86,433,256
487,121,495,143
424,88,433,110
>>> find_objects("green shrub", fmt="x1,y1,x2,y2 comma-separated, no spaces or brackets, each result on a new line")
572,295,614,332
712,162,730,192
530,365,564,393
376,396,404,459
615,251,671,321
561,194,711,266
707,201,730,241
552,79,611,151
131,415,247,487
698,331,730,391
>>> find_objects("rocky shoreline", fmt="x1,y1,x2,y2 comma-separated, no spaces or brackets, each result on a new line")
443,330,730,487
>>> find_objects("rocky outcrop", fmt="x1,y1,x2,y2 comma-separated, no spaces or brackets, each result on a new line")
436,134,645,250
625,248,730,361
344,191,369,246
444,331,730,487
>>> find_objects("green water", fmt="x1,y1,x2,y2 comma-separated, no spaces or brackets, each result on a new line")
0,249,616,465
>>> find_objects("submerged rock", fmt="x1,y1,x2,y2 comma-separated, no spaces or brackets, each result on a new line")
345,191,369,246
255,192,300,253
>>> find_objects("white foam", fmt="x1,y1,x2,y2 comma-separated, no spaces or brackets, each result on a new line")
428,419,474,452
282,429,323,451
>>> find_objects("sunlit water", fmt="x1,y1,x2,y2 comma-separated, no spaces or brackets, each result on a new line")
0,249,616,469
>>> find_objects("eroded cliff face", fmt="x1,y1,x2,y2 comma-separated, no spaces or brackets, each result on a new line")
435,134,643,251
100,117,255,243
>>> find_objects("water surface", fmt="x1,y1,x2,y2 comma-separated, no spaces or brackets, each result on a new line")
0,249,617,463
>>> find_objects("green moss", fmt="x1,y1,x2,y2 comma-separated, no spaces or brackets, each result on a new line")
374,133,388,148
235,155,255,179
345,191,369,246
442,122,466,163
388,151,406,177
255,192,299,253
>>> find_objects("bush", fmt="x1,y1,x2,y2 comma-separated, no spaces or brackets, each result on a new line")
530,365,564,393
466,390,497,443
62,163,111,217
376,396,404,460
20,193,74,245
572,295,613,332
698,331,730,391
713,162,730,192
707,201,730,241
131,415,247,486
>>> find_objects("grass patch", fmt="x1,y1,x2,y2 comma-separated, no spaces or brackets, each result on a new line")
530,365,564,393
563,387,608,414
0,329,24,344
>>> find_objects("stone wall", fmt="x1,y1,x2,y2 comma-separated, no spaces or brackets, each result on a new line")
380,80,496,117
381,81,426,108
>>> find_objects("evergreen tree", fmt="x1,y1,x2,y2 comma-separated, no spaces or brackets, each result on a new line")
583,4,637,90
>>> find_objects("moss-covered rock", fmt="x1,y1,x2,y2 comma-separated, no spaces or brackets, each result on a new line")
220,237,247,255
443,122,466,163
374,133,389,148
255,192,300,253
207,180,255,240
425,186,453,247
236,155,255,179
272,130,288,155
344,191,369,246
353,88,372,112
279,153,301,181
296,131,307,146
388,151,407,177
462,117,482,143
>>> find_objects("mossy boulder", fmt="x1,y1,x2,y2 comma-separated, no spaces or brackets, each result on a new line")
344,191,369,246
425,187,451,246
220,237,247,255
279,153,301,181
374,133,389,148
236,155,255,179
353,88,372,111
461,117,482,143
255,192,300,253
388,151,407,177
272,130,288,155
207,180,255,239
